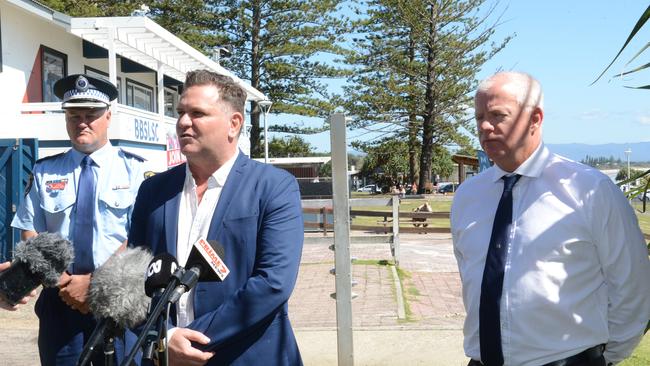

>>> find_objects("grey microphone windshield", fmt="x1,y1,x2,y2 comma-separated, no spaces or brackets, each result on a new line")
87,247,153,329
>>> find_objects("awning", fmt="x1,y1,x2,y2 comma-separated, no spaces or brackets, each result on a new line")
69,16,266,101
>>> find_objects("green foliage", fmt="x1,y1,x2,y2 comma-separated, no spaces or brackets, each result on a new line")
354,138,453,189
581,155,623,168
343,0,511,191
355,138,410,189
616,168,644,182
39,0,141,16
593,5,650,87
212,0,352,157
267,135,314,158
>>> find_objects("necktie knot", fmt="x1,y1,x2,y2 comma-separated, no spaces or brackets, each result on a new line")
502,174,521,193
81,155,93,168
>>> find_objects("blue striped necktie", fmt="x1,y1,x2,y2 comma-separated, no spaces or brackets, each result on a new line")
479,174,521,366
72,155,95,274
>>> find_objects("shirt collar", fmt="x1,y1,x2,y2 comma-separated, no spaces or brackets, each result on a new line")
70,141,113,168
489,142,549,183
184,151,239,188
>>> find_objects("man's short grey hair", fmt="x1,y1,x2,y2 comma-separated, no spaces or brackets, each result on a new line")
477,71,544,110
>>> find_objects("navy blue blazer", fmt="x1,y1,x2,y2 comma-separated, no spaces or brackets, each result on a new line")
128,152,304,365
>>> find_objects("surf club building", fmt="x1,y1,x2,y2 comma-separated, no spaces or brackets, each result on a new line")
0,0,266,172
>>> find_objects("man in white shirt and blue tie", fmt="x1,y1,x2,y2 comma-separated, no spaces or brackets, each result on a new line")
451,71,650,366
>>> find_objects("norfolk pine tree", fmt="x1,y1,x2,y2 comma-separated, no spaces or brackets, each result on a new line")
345,0,510,192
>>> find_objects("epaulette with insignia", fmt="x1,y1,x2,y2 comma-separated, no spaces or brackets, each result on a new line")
35,152,65,164
120,148,146,162
144,171,157,179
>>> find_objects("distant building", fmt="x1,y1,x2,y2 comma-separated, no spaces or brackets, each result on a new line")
253,156,331,180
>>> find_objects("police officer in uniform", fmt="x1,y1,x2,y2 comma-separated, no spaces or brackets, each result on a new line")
11,74,147,365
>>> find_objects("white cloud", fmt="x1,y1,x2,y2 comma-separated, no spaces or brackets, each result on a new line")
578,109,608,121
637,115,650,125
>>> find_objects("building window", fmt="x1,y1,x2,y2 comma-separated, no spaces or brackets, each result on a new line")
164,87,178,118
84,66,121,104
126,78,154,112
41,46,67,102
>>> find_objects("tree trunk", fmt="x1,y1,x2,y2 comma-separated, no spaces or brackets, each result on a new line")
249,0,262,157
407,31,418,188
419,3,436,194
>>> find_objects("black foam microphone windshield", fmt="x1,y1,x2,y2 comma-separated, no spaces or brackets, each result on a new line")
0,233,73,306
144,253,179,297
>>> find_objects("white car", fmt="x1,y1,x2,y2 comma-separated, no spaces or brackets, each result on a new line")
356,184,380,193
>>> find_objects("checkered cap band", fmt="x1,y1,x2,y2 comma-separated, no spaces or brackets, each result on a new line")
63,88,110,104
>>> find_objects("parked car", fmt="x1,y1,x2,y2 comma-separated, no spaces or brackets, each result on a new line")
437,183,459,194
356,184,381,194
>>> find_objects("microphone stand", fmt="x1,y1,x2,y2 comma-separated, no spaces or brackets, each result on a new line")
77,318,119,366
141,300,170,366
121,267,184,366
103,322,117,366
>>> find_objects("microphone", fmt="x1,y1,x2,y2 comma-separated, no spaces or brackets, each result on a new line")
168,239,229,304
88,247,153,329
0,233,73,306
123,253,183,366
121,241,228,366
144,253,180,298
77,247,153,366
185,238,229,282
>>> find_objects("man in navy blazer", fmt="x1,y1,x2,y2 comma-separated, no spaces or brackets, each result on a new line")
128,70,304,365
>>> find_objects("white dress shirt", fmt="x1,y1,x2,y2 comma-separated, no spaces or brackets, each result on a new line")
451,143,650,366
175,154,237,327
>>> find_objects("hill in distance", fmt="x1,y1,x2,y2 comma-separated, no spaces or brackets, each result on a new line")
546,142,650,163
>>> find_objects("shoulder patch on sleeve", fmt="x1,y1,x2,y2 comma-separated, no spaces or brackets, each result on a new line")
120,148,146,162
144,171,157,179
24,173,34,197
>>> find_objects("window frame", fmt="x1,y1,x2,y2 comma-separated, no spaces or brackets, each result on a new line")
41,46,67,103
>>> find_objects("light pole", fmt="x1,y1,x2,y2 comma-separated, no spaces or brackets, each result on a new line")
625,148,632,192
212,45,232,65
258,99,273,163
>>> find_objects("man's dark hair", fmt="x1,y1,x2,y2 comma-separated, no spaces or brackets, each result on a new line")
183,70,247,116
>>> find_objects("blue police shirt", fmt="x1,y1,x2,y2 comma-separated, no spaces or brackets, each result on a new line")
11,142,147,269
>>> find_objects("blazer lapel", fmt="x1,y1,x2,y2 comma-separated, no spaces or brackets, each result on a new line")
164,164,185,257
207,152,248,239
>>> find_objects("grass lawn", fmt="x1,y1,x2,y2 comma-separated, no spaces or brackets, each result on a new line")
349,194,452,228
621,334,649,365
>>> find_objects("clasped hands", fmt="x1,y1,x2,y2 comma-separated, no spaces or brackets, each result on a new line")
58,271,91,314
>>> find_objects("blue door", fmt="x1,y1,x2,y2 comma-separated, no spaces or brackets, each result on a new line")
0,139,38,262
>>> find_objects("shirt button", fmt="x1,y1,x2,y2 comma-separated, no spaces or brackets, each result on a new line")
115,202,120,207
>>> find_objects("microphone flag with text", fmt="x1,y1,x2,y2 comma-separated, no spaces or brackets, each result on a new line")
77,247,153,366
0,233,73,306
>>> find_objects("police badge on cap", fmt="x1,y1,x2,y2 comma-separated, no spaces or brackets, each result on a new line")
53,74,118,109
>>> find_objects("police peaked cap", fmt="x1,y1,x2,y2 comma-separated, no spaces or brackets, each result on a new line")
54,74,118,109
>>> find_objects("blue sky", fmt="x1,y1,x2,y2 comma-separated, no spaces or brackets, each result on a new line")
267,1,650,159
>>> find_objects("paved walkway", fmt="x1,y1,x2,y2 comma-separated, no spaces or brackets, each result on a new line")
291,233,467,364
0,233,467,365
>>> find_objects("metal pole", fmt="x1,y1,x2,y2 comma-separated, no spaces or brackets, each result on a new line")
330,113,354,366
258,100,272,164
625,148,632,193
264,110,268,163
